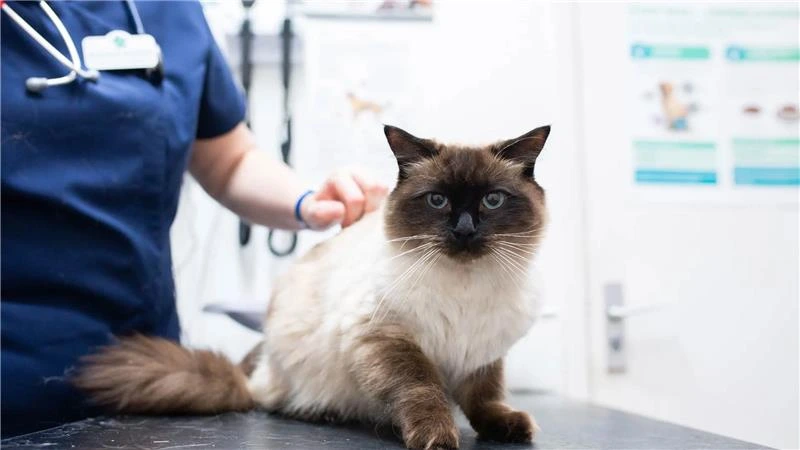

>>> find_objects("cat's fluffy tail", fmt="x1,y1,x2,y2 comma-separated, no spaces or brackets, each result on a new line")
72,335,255,414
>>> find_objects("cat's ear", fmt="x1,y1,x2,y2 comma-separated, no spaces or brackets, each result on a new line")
493,125,551,178
384,125,438,179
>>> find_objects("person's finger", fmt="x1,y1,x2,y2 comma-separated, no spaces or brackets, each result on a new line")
303,199,345,230
351,169,389,214
327,174,365,227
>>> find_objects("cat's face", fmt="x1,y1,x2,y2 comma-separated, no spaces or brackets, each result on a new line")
383,125,550,261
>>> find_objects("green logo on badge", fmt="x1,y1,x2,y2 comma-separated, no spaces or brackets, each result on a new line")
113,36,126,48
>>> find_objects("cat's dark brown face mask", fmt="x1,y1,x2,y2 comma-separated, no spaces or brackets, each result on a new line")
383,125,550,261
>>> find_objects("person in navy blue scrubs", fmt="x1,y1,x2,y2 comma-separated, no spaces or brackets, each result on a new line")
1,1,387,437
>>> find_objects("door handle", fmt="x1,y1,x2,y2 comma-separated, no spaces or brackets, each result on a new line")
606,301,669,320
539,306,559,319
603,283,671,373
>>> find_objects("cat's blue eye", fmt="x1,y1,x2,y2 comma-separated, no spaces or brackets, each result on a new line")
426,193,448,209
482,191,506,209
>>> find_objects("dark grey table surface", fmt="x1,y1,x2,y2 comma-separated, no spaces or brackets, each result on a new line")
3,393,768,449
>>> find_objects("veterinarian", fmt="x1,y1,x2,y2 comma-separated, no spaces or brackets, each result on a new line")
0,1,387,437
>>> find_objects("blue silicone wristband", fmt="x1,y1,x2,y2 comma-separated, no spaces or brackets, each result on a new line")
294,190,315,228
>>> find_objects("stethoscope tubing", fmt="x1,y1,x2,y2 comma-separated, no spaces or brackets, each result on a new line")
266,15,299,257
2,1,99,81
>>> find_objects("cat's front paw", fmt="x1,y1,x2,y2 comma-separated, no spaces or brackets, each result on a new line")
475,409,536,444
403,415,460,450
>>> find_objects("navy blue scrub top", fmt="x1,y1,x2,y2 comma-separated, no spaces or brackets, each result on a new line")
1,1,246,437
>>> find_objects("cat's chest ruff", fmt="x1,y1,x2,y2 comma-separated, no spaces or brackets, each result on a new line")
396,257,538,378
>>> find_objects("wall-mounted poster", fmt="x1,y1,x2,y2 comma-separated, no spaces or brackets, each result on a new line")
628,3,799,203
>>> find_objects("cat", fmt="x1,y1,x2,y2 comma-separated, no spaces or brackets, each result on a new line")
74,124,551,450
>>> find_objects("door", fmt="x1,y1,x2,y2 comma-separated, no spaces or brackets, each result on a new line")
576,3,799,448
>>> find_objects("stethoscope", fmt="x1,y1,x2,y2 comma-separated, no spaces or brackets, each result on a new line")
2,0,163,93
237,0,299,257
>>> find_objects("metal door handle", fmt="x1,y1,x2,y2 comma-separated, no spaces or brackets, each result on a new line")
604,282,671,373
539,306,559,319
606,302,668,320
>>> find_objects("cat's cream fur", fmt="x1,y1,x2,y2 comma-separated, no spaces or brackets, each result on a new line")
249,209,541,421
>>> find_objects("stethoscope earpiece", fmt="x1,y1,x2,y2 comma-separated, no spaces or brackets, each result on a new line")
25,68,99,94
25,77,51,93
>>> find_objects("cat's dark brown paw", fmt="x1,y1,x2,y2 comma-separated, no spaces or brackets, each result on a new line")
475,409,536,444
403,415,460,450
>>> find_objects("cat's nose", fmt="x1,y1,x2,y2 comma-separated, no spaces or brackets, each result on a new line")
452,212,476,242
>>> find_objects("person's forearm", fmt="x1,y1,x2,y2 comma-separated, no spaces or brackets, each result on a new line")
191,123,385,231
190,123,308,230
218,150,308,230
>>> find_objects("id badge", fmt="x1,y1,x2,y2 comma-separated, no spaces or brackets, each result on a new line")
82,30,160,71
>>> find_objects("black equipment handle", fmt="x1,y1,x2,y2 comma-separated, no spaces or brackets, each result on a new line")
237,0,255,246
266,13,298,256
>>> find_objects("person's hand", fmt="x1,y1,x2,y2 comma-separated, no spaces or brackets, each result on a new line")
300,169,389,230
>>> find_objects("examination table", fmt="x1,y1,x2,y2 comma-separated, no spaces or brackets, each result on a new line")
2,392,767,449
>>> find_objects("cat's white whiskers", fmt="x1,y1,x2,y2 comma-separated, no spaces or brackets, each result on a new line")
370,248,438,325
491,248,526,278
372,248,437,325
496,243,535,261
389,234,436,252
494,241,538,256
490,250,525,292
386,242,435,261
377,249,441,324
492,231,542,238
492,247,530,278
492,235,541,241
489,252,514,285
495,245,530,266
492,226,544,236
407,250,441,294
495,247,536,259
496,241,539,252
493,239,540,247
386,234,436,243
493,249,533,289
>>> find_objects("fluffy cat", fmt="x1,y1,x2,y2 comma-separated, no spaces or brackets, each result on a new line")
74,124,551,450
